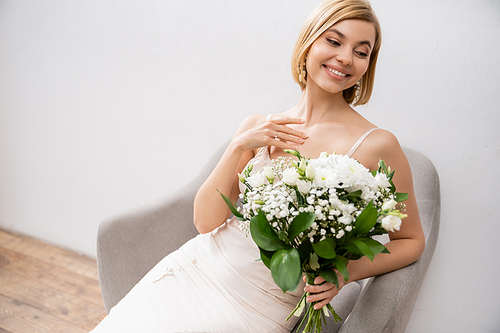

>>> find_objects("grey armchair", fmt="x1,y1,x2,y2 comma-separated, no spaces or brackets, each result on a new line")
96,146,440,332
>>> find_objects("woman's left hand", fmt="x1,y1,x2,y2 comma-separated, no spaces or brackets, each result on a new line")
303,274,345,310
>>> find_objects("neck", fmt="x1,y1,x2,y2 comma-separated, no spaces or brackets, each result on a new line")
291,82,353,125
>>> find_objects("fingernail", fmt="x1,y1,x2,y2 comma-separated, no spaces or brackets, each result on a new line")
314,305,319,310
302,133,308,138
292,145,298,149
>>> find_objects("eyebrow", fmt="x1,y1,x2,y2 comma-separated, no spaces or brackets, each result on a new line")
327,28,372,49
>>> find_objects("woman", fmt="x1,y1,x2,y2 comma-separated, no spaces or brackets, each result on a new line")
92,0,425,332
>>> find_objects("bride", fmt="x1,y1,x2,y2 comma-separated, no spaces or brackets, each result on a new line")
91,0,425,332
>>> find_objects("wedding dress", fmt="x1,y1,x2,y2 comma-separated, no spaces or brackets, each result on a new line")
91,125,378,333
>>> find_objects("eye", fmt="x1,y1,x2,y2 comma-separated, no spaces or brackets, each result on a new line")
355,51,369,58
326,38,340,46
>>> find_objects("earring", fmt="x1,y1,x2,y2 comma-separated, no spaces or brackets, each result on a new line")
355,79,362,100
298,55,307,84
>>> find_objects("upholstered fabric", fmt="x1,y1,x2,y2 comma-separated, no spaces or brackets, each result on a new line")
96,146,440,332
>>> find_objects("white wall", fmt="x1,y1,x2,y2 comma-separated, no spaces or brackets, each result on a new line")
1,0,499,331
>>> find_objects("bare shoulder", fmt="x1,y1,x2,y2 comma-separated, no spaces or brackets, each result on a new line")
356,129,407,170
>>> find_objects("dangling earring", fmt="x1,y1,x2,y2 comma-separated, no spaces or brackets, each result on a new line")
355,79,362,100
298,54,308,85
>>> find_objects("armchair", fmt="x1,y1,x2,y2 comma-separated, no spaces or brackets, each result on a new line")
96,145,440,332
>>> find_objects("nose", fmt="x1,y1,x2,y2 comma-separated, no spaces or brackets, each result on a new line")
335,48,353,66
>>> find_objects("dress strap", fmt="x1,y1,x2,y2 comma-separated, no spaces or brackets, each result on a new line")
346,128,379,157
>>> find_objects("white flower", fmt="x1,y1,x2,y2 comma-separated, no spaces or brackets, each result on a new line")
247,172,267,187
375,173,391,188
381,215,402,232
306,164,316,180
382,199,397,211
338,215,354,225
263,166,275,183
283,168,300,185
296,179,312,194
336,229,345,239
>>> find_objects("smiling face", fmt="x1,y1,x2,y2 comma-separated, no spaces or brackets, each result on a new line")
305,19,376,95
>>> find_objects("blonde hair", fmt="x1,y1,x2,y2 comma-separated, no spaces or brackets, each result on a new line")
291,0,381,106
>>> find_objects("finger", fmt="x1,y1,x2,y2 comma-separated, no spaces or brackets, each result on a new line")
275,131,306,145
268,138,302,150
264,123,308,141
314,276,326,284
306,288,338,304
304,281,332,294
313,297,334,310
268,116,305,126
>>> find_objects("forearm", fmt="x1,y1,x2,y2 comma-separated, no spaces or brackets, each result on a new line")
193,141,248,234
345,236,425,284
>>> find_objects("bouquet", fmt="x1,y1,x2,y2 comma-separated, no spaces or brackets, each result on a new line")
220,149,408,333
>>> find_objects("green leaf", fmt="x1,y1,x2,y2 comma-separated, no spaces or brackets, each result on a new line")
218,190,244,220
309,252,320,270
346,238,390,261
361,238,390,256
250,214,289,251
270,248,302,293
259,249,273,269
294,187,305,206
255,210,279,240
288,212,316,240
378,160,388,174
320,269,340,289
389,180,396,193
395,192,408,202
343,242,363,256
297,239,312,263
332,257,349,282
339,190,362,203
349,239,374,260
353,201,378,235
312,237,337,259
278,230,288,242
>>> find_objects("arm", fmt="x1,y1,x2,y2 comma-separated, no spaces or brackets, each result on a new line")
305,130,425,309
193,114,308,234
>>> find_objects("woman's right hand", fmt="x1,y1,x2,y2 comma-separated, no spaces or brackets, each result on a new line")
231,115,308,153
194,114,308,234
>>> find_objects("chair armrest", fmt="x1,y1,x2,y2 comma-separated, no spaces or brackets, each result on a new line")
97,143,228,313
339,147,441,332
96,184,199,313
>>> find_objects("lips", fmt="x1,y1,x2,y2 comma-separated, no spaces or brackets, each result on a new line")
323,65,351,78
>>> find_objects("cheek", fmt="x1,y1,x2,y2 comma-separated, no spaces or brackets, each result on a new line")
355,60,370,77
305,45,327,72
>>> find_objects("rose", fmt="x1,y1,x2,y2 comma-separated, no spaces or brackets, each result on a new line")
381,199,397,211
283,168,300,185
263,166,275,184
246,172,267,188
375,173,391,188
296,179,312,194
305,164,315,180
381,215,402,232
